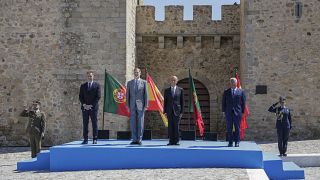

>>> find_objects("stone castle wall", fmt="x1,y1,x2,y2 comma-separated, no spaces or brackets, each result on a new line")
136,5,241,138
1,0,319,146
0,0,135,146
240,0,320,141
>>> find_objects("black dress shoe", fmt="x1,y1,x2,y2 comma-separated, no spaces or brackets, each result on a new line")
235,143,239,147
228,143,233,147
93,139,97,144
137,141,142,145
174,143,180,145
283,153,287,157
130,141,136,145
167,143,173,146
81,140,88,144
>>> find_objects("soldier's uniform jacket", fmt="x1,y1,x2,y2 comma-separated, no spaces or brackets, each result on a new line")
268,104,292,129
21,110,46,136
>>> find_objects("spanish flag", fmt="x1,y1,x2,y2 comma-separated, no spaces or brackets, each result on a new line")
146,73,168,127
235,71,249,140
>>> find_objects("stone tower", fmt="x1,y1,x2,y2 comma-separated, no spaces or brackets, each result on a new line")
240,0,320,141
0,0,141,145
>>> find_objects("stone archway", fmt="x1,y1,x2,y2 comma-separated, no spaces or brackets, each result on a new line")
177,78,210,135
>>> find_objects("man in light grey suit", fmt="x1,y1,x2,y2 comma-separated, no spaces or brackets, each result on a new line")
126,68,149,145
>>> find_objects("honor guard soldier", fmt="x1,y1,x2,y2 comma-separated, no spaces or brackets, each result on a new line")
21,100,46,158
268,96,292,156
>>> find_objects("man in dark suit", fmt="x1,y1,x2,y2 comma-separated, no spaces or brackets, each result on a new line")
222,77,246,147
126,68,149,145
79,71,101,144
164,76,184,145
268,96,292,156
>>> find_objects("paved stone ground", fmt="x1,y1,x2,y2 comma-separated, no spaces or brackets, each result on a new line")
1,140,319,180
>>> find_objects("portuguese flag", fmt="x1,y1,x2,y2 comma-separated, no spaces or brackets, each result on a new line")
103,71,130,117
188,69,204,136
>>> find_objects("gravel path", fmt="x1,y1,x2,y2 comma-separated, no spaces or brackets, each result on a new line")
1,140,320,180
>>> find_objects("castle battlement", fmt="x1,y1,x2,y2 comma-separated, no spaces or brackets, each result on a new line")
136,5,240,36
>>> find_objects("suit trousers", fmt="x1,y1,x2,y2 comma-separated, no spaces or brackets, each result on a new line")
130,108,145,143
277,127,290,154
226,112,241,143
168,110,180,144
82,109,98,140
29,134,41,158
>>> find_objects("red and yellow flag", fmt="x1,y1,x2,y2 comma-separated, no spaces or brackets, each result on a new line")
146,73,168,127
235,71,249,140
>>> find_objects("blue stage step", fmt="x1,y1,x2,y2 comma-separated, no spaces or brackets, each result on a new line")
17,150,50,171
263,152,305,180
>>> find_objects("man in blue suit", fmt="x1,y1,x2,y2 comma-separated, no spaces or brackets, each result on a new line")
222,78,246,147
79,71,101,144
126,68,149,145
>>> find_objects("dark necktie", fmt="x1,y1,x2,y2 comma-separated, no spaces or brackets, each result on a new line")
135,80,138,92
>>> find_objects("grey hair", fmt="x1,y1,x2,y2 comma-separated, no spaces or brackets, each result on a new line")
230,77,237,84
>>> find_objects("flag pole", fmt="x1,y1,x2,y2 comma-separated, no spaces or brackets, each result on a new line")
102,69,106,130
188,68,191,130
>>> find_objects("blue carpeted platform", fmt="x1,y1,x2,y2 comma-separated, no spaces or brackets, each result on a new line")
17,140,304,179
50,140,263,171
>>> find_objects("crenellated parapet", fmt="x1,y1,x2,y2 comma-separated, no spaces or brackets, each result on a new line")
136,5,240,36
136,5,240,49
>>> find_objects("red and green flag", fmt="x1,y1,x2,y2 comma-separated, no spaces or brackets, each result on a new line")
188,69,205,136
103,71,130,117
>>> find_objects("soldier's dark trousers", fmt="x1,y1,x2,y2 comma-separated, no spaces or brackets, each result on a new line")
82,109,98,140
277,127,290,155
29,134,41,158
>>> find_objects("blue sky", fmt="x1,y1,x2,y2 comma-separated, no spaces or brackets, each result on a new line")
144,0,240,20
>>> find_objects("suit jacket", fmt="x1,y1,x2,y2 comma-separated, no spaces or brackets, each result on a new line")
222,88,246,117
79,81,101,111
164,86,184,116
126,79,149,111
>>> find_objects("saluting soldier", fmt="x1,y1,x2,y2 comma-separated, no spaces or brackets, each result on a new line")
268,96,292,156
21,100,46,158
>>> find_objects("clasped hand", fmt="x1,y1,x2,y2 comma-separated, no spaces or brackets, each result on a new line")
83,104,93,110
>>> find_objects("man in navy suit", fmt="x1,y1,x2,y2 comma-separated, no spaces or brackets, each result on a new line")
79,71,101,144
164,76,184,145
222,78,246,147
